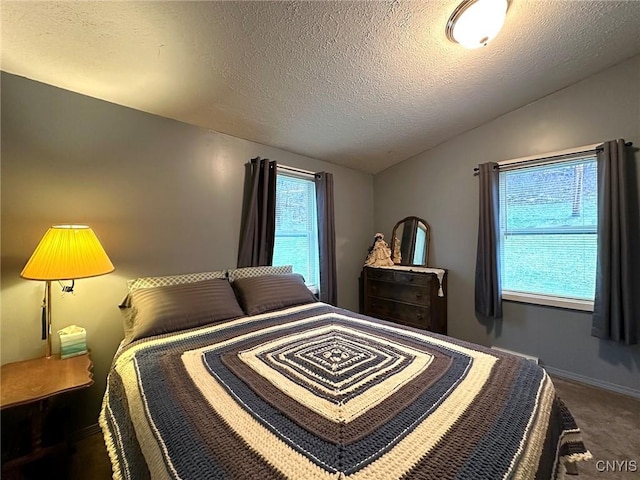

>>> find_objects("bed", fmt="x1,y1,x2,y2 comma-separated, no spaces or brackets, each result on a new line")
100,268,591,479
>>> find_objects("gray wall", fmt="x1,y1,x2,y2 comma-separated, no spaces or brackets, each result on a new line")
374,56,640,395
0,72,374,427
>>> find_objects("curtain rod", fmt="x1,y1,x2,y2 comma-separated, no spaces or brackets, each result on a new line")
473,141,633,175
278,164,317,177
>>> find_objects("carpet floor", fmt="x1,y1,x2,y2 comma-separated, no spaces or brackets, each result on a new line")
40,375,640,479
549,376,640,480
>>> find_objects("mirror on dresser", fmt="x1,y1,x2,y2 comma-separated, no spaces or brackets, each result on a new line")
390,216,430,266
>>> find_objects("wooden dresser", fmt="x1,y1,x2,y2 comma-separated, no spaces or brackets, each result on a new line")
362,266,447,334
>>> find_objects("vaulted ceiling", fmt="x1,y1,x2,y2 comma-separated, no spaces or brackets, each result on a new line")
2,1,639,174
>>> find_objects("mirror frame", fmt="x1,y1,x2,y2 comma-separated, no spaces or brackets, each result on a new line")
391,216,431,267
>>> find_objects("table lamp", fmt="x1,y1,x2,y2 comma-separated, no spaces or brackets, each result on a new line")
20,225,115,358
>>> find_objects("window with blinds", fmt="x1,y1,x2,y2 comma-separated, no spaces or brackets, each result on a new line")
499,156,597,304
272,172,320,291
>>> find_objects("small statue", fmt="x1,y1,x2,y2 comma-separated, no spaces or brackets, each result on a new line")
364,233,394,267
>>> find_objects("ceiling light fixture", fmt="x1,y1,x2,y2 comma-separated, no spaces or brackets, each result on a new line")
446,0,510,49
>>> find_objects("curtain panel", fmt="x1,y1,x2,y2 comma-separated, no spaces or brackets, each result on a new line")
237,157,277,268
474,162,502,319
592,139,639,345
315,172,338,306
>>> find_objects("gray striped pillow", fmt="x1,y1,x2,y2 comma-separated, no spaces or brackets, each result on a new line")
120,278,245,342
232,273,317,316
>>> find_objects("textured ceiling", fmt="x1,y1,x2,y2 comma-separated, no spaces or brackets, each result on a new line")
2,1,640,174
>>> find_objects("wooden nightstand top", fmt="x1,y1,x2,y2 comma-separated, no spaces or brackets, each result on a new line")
1,353,94,410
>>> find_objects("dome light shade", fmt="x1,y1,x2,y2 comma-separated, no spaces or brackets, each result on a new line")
446,0,509,49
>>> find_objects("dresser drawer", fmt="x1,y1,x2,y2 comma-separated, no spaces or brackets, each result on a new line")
365,268,433,287
360,266,447,335
365,297,432,330
367,280,431,306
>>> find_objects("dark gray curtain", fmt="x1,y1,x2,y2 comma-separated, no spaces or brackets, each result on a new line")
237,157,277,268
474,162,502,319
592,139,638,345
315,172,337,305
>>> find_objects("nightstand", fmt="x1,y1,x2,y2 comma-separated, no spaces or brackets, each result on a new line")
1,353,93,478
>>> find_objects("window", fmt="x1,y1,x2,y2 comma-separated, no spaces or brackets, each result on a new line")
272,172,320,292
499,156,597,310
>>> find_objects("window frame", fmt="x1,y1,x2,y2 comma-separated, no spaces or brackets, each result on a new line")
501,291,594,312
272,169,320,294
498,151,598,312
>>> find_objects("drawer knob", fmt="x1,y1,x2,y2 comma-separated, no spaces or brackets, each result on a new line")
415,293,422,299
416,313,423,320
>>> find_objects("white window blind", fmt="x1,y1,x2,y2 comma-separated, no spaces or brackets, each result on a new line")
273,172,320,290
499,156,597,302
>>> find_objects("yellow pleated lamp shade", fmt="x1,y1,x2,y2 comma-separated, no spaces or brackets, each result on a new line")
20,225,115,281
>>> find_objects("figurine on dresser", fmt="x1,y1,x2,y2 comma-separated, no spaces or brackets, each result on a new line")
364,233,394,267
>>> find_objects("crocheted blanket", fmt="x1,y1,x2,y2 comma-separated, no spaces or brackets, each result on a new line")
100,302,591,480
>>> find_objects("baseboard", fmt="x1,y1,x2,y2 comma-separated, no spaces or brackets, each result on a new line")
73,423,102,441
543,365,640,400
491,346,539,364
